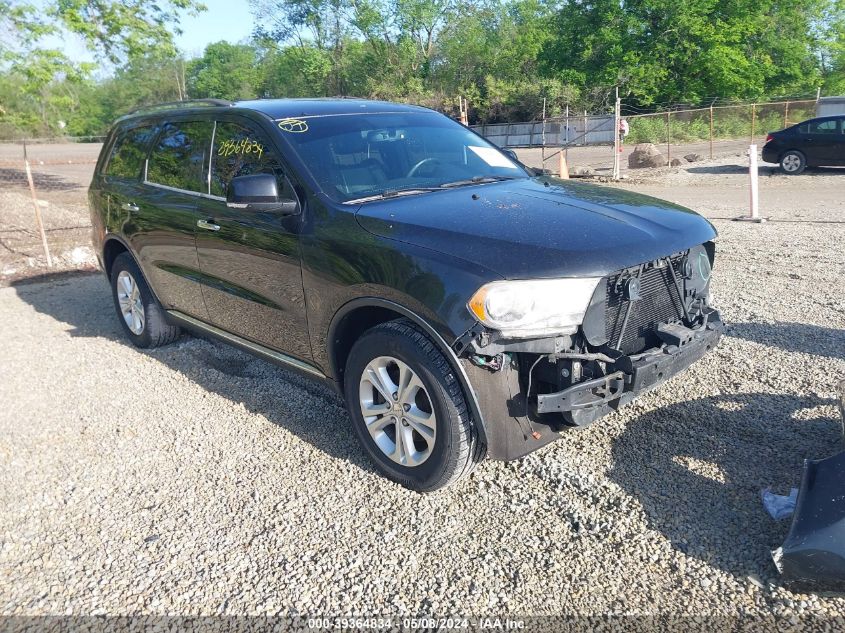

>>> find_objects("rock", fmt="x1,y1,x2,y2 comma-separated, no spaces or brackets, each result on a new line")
684,153,704,163
628,143,666,169
747,574,765,589
573,166,592,176
670,158,683,167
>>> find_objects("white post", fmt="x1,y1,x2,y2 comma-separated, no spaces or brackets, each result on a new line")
748,144,759,219
613,87,621,180
735,144,765,222
541,97,546,147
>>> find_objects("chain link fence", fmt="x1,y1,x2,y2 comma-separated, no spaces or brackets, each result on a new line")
625,99,817,162
493,98,820,176
0,138,103,284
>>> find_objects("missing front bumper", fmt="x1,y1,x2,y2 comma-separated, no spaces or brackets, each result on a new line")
773,451,845,591
536,324,722,415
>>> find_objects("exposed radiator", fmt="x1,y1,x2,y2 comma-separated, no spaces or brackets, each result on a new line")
605,258,686,354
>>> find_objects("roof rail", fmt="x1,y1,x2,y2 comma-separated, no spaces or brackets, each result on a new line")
126,99,234,117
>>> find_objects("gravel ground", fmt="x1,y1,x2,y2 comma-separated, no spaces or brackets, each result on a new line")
0,157,97,285
1,151,845,622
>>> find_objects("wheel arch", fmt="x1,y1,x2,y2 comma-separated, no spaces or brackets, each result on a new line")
102,235,131,276
327,298,489,446
101,236,165,307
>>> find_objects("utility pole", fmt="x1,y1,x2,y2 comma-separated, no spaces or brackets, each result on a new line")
541,97,546,168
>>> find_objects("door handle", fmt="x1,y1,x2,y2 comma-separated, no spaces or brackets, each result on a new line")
197,219,221,231
121,202,139,212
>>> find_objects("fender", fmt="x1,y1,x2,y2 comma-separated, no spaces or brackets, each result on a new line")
327,297,490,447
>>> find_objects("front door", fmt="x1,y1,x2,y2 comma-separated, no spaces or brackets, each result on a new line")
195,117,312,361
803,118,841,164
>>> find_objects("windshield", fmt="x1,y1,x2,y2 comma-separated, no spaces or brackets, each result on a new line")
276,111,529,203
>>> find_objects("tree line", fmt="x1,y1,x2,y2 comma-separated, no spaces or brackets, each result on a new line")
1,0,843,138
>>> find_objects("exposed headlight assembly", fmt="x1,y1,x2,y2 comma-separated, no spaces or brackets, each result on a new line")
467,277,602,338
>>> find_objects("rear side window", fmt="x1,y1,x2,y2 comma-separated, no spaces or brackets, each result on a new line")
104,125,155,179
147,121,213,192
210,121,293,199
807,120,838,134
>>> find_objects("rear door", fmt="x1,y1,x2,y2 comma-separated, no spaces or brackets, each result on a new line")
95,122,157,238
194,117,311,360
133,119,214,319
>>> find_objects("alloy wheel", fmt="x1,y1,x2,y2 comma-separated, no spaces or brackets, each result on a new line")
782,154,801,172
116,270,145,335
358,356,437,467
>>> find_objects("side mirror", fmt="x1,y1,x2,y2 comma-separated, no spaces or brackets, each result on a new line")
502,148,519,163
226,173,298,215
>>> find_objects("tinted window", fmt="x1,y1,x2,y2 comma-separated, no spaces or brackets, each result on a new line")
210,121,292,199
279,111,527,202
808,120,838,134
147,121,212,192
105,125,155,179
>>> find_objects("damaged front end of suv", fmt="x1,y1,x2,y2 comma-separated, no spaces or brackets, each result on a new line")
454,243,723,461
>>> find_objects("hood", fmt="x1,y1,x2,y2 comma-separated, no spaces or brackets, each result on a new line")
354,178,717,279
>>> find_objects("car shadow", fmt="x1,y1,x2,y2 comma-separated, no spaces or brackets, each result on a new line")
608,392,842,581
685,164,754,175
11,273,379,477
727,321,845,361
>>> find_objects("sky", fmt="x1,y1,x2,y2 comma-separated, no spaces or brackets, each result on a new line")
175,0,255,57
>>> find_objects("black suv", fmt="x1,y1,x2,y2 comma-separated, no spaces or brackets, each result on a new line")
89,98,722,491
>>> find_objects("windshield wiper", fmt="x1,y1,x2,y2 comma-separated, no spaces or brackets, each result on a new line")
344,176,522,204
439,175,521,189
344,187,443,204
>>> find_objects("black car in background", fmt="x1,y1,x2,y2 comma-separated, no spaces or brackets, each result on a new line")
762,115,845,174
89,98,722,491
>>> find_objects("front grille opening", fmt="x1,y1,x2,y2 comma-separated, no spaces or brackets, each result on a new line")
605,257,685,354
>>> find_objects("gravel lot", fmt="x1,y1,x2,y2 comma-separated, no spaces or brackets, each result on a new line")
1,150,845,621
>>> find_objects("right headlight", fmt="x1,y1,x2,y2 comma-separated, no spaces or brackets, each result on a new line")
467,277,602,338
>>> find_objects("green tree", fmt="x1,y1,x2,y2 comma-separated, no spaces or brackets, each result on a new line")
1,0,204,136
187,42,259,100
540,0,834,107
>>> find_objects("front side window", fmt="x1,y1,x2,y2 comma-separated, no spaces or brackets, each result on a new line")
278,111,528,202
808,120,838,134
105,125,156,179
210,121,292,199
147,121,213,192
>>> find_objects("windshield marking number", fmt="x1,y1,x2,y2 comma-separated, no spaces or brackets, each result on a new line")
278,118,309,133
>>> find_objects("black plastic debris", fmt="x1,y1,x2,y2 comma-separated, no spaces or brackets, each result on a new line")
773,451,845,591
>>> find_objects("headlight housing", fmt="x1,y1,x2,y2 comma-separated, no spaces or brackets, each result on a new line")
467,277,602,338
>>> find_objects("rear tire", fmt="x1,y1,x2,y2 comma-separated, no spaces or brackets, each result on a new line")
780,150,806,175
344,319,484,492
110,252,181,348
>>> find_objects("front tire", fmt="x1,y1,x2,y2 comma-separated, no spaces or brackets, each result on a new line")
110,252,181,348
344,319,484,492
780,150,806,175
